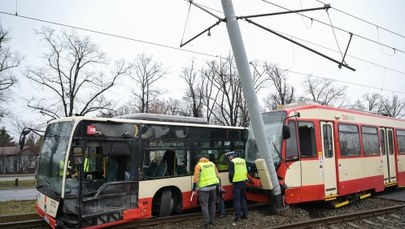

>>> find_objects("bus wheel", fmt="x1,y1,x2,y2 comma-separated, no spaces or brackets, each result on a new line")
159,189,173,217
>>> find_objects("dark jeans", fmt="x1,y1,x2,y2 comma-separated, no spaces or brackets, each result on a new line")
218,195,225,216
198,188,217,225
232,181,248,219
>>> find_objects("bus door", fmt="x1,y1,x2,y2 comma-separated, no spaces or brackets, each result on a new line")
320,121,337,196
380,128,397,185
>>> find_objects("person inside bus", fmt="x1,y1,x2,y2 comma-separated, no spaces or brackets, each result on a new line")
162,150,177,175
226,151,248,222
192,154,221,228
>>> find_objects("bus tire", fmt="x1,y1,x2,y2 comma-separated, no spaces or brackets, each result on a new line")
159,189,172,217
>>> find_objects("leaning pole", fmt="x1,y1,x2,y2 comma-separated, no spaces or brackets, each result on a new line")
220,0,283,211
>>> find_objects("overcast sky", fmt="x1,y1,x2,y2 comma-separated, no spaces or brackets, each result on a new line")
1,0,404,137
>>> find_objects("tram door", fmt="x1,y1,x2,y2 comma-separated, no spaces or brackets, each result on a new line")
380,128,397,185
321,122,337,196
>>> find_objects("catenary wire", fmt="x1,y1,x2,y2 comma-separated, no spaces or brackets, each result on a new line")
0,10,403,94
261,0,405,55
0,11,220,60
189,1,405,76
315,0,405,39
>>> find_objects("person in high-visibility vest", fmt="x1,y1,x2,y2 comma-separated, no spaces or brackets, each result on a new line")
83,157,90,173
59,160,65,177
226,151,248,222
192,155,221,229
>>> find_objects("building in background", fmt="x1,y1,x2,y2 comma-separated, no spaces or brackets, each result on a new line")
0,146,38,174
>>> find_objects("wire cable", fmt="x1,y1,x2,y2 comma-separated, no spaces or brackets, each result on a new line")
315,0,405,39
0,9,404,93
261,0,405,55
0,11,220,60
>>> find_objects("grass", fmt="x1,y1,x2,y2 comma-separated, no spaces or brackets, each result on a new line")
0,200,36,216
0,180,36,189
0,179,37,216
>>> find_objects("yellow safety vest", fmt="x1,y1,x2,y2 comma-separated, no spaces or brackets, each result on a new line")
59,160,65,176
198,161,219,188
231,157,248,183
84,158,89,172
217,153,228,171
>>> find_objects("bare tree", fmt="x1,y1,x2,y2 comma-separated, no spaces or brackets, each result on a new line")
0,24,22,118
180,60,204,117
198,55,270,126
25,27,130,119
379,94,405,118
352,93,382,112
129,53,167,113
303,75,347,107
200,61,219,123
201,56,242,126
261,62,295,111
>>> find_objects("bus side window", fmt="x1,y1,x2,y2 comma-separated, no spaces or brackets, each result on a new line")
175,150,188,175
217,151,229,171
163,150,177,175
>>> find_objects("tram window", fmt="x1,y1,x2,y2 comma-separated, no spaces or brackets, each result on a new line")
286,121,299,161
388,130,394,155
380,129,386,155
339,124,360,157
397,130,405,155
298,122,316,158
323,125,333,158
361,126,379,156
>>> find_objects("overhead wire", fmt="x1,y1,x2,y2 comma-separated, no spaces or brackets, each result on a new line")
285,68,405,95
261,0,405,55
315,0,405,40
0,6,403,94
0,10,220,60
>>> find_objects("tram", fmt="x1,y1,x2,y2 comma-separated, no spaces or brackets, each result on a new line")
245,102,405,208
21,113,246,228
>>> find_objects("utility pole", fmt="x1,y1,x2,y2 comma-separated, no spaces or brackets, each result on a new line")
220,0,283,211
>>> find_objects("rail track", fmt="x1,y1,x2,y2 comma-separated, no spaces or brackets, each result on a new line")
270,204,405,229
0,213,47,229
1,200,404,229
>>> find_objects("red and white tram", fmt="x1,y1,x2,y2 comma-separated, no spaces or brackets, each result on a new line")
245,102,405,207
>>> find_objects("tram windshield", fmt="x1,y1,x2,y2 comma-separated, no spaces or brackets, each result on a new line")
245,111,286,165
36,121,74,195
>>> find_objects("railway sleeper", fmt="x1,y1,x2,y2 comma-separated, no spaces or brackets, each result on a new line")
362,219,382,227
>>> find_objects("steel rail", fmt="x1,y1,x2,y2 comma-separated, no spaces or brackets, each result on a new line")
268,204,405,229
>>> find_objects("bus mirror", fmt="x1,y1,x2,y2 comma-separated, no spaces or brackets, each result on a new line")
73,146,83,164
282,124,290,139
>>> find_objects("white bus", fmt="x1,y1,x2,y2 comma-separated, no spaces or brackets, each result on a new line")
22,114,246,228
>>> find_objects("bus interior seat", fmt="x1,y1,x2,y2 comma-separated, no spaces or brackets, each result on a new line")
146,159,158,177
154,160,167,177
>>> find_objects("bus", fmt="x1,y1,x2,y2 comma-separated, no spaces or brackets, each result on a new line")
245,102,405,208
22,113,246,228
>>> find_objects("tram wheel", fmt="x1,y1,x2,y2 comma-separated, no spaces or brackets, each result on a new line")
159,189,173,217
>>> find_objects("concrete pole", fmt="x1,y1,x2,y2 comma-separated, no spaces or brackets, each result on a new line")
220,0,283,210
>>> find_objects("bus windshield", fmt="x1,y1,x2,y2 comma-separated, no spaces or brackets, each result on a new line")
36,121,74,194
245,111,286,165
